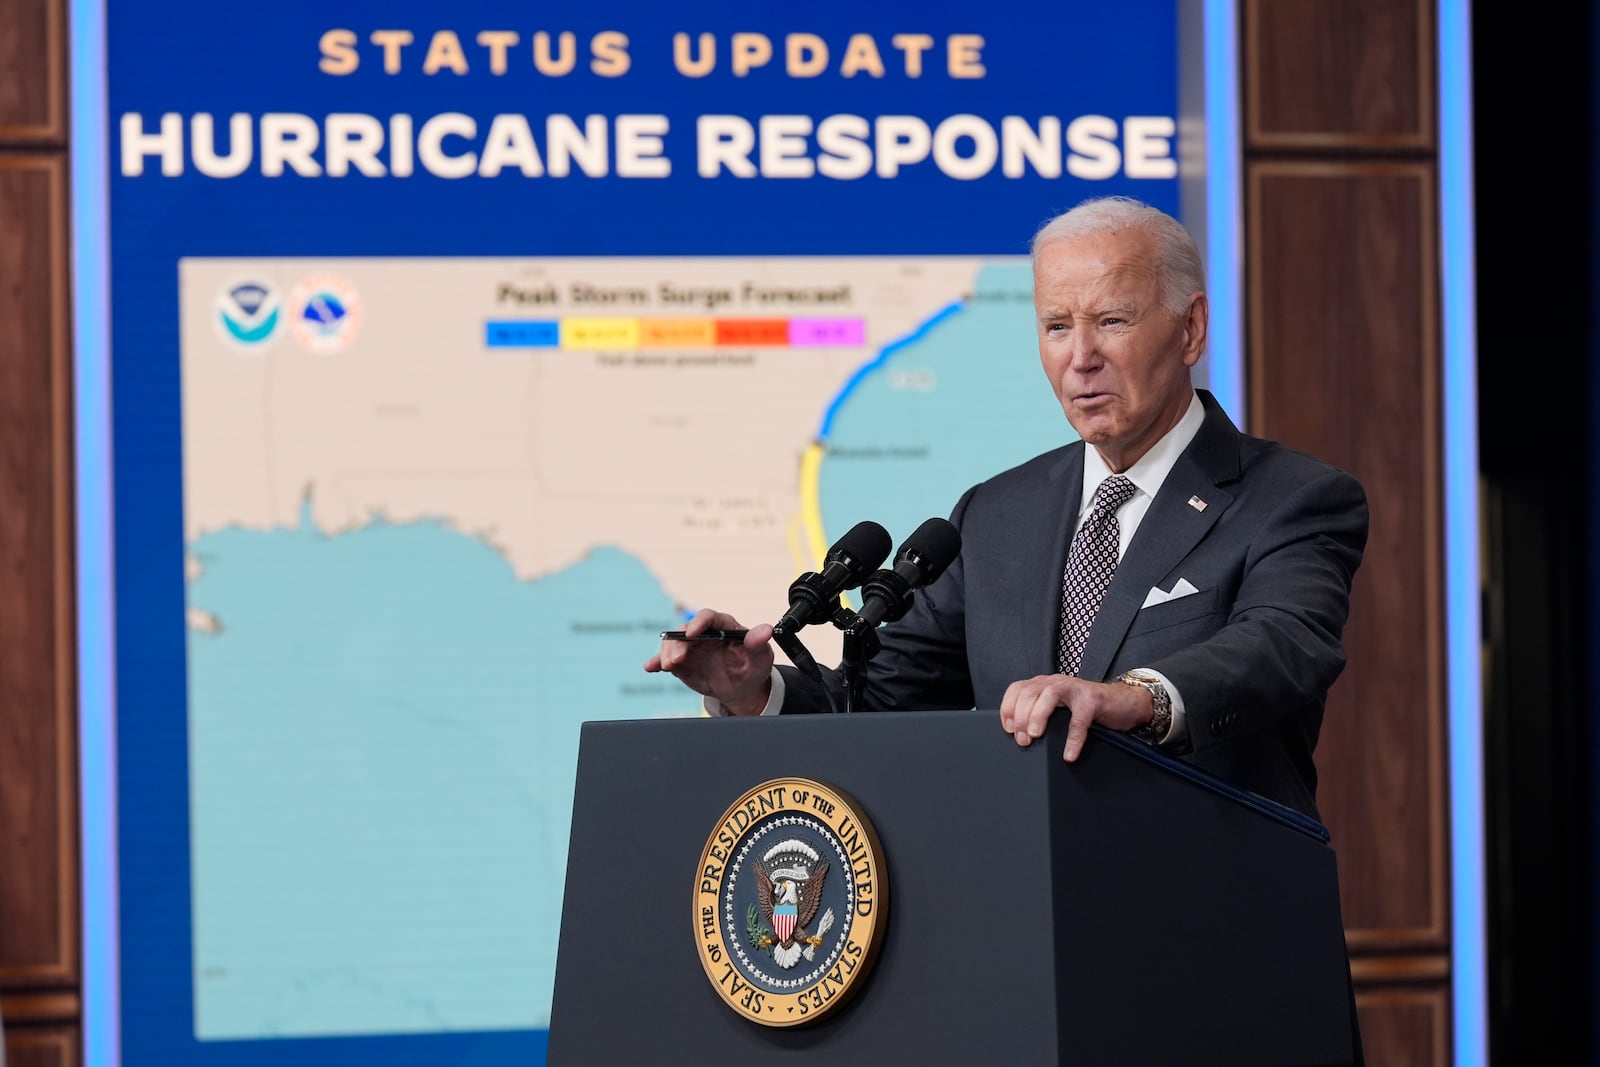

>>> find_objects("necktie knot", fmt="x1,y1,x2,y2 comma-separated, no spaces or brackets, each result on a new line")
1090,475,1137,518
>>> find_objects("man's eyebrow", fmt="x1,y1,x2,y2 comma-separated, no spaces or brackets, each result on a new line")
1037,301,1139,321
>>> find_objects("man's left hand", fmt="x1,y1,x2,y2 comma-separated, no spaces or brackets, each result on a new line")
999,674,1154,762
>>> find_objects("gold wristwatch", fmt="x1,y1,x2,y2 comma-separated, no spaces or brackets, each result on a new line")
1119,669,1172,744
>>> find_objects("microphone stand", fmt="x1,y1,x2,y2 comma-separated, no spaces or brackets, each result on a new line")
772,622,853,716
833,607,881,714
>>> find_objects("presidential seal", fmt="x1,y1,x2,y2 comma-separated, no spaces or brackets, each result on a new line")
694,777,887,1028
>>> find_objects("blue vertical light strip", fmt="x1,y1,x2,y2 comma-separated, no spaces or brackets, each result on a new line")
71,0,121,1064
1203,0,1244,421
1439,0,1485,1062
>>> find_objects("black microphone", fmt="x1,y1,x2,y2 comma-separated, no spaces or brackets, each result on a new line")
856,518,963,628
773,520,893,635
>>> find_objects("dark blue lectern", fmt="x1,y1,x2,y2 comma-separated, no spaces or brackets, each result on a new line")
549,711,1357,1066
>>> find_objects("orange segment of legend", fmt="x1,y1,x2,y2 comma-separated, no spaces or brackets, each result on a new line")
639,318,717,347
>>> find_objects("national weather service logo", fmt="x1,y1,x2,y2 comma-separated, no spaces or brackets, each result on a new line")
214,280,282,350
288,274,363,353
694,778,887,1027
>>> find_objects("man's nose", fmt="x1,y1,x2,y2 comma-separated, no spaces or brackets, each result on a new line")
1067,327,1100,369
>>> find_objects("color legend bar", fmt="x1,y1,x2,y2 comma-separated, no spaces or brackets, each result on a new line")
485,316,865,350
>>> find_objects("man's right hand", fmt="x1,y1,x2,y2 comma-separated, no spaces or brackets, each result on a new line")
645,608,776,716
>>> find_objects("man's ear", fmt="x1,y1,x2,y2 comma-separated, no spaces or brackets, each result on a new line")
1181,293,1209,368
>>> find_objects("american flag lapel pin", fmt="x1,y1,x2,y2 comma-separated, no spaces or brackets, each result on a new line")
1187,495,1207,512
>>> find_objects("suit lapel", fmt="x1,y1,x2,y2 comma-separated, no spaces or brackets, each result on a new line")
1024,446,1084,676
1075,391,1243,681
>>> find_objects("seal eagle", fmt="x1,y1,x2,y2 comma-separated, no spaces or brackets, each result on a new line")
755,856,830,968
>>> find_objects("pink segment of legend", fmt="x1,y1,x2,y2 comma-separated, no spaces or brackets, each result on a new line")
787,318,865,346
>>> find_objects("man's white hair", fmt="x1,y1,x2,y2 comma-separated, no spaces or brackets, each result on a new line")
1030,196,1207,319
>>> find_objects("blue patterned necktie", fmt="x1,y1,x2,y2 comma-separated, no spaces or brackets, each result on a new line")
1057,475,1137,676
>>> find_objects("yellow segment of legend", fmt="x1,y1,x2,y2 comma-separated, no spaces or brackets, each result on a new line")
561,317,641,350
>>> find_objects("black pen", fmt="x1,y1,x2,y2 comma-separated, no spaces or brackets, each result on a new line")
660,629,750,642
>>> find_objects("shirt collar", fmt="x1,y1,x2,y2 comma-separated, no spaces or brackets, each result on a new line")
1078,391,1205,520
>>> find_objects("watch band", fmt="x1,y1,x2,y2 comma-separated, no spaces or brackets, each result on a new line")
1119,670,1172,744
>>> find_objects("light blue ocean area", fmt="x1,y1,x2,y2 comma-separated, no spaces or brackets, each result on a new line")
186,504,692,1039
820,263,1078,551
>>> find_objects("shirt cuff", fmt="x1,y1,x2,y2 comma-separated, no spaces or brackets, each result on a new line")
702,667,785,718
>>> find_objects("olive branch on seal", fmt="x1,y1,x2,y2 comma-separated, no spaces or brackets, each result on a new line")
745,904,775,953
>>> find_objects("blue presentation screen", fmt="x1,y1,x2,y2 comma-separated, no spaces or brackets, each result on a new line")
107,2,1179,1062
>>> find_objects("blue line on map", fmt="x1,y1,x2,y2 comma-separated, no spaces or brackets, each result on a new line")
817,301,965,441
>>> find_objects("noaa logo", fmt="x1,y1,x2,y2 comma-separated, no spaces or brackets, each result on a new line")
214,280,282,350
288,274,363,354
694,778,887,1027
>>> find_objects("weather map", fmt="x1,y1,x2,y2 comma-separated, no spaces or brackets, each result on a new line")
179,255,1077,1038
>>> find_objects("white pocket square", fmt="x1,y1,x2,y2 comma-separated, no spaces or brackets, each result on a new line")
1141,577,1200,609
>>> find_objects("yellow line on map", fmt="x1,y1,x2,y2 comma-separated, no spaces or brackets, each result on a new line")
785,442,850,613
799,441,829,572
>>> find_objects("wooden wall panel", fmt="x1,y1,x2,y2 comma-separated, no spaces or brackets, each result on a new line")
0,3,78,1060
1,984,81,1066
0,0,65,144
0,155,78,994
1243,1,1451,1061
0,0,78,1057
1248,164,1446,948
1354,986,1451,1067
1245,0,1433,149
3,1023,79,1067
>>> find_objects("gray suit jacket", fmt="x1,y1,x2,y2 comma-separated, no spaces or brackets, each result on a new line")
781,390,1369,819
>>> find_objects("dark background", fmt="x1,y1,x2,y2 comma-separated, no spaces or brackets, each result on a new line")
1475,2,1599,1063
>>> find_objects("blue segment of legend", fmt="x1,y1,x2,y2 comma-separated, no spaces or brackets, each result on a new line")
486,321,560,347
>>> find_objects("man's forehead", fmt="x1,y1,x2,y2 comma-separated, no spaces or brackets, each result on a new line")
1034,256,1160,310
1036,236,1157,276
